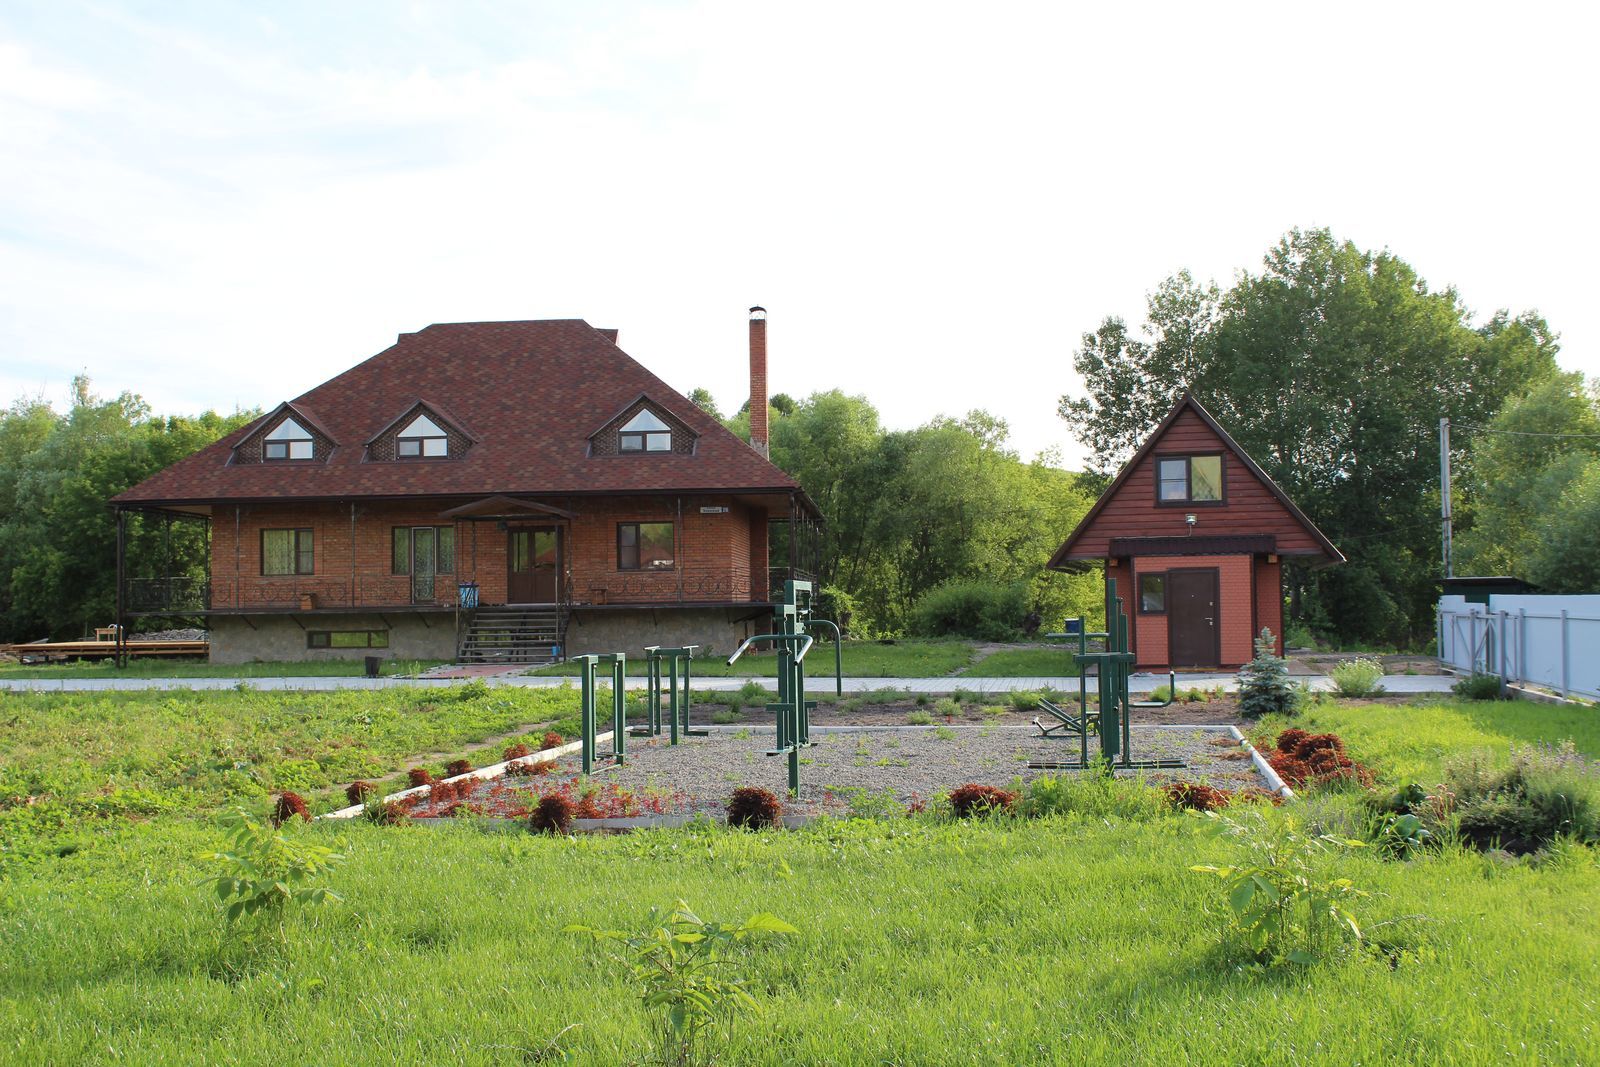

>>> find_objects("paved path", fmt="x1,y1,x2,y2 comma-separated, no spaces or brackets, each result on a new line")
0,672,1457,694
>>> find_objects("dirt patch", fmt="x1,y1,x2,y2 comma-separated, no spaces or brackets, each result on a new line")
801,696,1244,728
1287,650,1442,676
422,725,1270,818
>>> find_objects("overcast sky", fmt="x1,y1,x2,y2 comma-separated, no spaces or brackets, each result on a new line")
2,1,1596,468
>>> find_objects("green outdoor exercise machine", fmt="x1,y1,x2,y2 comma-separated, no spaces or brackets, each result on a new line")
632,645,707,743
573,653,628,775
725,579,844,796
1028,577,1184,772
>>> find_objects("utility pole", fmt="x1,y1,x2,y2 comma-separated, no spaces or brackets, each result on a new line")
1439,417,1453,579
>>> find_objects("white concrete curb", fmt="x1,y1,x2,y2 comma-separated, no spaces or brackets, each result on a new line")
1228,724,1294,800
320,732,604,819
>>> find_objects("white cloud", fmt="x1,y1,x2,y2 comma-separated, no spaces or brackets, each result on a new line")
1,1,1597,468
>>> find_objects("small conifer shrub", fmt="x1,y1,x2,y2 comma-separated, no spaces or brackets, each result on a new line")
1237,628,1298,719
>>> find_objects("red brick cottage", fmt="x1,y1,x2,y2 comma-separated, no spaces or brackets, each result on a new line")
112,312,820,664
1047,394,1343,669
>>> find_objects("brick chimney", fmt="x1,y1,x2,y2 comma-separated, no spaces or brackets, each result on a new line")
748,306,769,457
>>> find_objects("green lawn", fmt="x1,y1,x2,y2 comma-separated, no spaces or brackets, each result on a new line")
0,657,447,679
0,686,581,866
2,694,1598,1064
531,638,977,678
962,644,1077,676
1258,697,1600,782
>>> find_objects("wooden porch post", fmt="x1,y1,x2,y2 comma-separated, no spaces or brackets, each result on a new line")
114,506,127,669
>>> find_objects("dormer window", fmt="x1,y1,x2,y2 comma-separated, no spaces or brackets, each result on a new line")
264,418,314,461
619,410,672,453
397,413,448,458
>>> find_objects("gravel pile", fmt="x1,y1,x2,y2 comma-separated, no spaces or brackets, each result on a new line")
502,725,1269,817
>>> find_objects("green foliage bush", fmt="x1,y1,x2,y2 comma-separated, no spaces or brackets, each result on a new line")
1238,629,1298,719
1189,808,1367,964
567,901,797,1067
907,580,1029,641
199,809,344,925
1329,657,1386,698
1451,673,1504,700
1440,746,1598,854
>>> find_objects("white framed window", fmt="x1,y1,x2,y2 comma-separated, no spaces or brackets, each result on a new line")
397,412,448,458
619,410,672,452
263,418,313,461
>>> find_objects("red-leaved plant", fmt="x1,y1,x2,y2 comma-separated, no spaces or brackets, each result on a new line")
540,731,565,750
345,781,376,806
725,786,783,829
529,793,575,834
445,759,474,778
947,783,1016,818
407,767,434,788
503,742,533,761
1165,781,1233,812
271,791,310,826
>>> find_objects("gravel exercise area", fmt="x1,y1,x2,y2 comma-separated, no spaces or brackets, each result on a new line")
455,725,1273,817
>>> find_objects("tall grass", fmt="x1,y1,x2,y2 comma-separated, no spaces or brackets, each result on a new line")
2,817,1596,1064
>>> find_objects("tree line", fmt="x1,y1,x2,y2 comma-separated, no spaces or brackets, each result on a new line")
2,230,1586,648
1060,227,1581,648
0,378,256,643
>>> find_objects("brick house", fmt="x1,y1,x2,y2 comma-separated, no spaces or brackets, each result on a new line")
1047,393,1343,669
112,311,820,664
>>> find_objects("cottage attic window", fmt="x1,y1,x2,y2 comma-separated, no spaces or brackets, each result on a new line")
619,410,672,453
1156,455,1223,503
263,418,313,461
396,413,448,458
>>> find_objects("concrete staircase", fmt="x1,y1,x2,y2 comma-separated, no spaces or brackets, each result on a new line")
456,605,566,666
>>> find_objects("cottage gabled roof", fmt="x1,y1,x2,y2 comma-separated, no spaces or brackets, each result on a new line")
114,319,805,508
1047,392,1344,568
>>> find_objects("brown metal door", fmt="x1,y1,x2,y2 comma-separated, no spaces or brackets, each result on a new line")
1167,568,1219,667
508,527,561,603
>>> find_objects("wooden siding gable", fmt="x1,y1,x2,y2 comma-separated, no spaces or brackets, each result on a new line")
1048,393,1344,567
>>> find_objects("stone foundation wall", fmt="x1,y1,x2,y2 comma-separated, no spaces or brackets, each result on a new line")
209,613,457,665
562,607,769,659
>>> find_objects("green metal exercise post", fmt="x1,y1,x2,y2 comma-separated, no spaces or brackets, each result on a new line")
1028,577,1184,772
723,579,840,796
574,653,628,775
635,645,706,743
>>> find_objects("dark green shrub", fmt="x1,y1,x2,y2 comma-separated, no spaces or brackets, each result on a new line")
1440,749,1599,854
908,580,1029,641
1238,628,1298,719
1451,673,1504,700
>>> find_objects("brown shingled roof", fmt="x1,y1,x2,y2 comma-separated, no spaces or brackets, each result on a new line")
114,319,803,507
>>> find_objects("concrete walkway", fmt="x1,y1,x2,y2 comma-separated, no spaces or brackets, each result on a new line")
0,672,1457,695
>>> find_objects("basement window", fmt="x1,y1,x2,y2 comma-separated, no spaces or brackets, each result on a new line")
618,521,674,570
396,413,449,458
619,410,673,453
263,418,313,461
307,630,390,649
1156,455,1223,504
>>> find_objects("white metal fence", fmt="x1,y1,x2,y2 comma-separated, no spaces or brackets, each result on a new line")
1438,594,1600,700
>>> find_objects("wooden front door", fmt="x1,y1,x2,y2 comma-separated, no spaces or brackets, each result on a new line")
508,527,561,603
1167,568,1220,667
